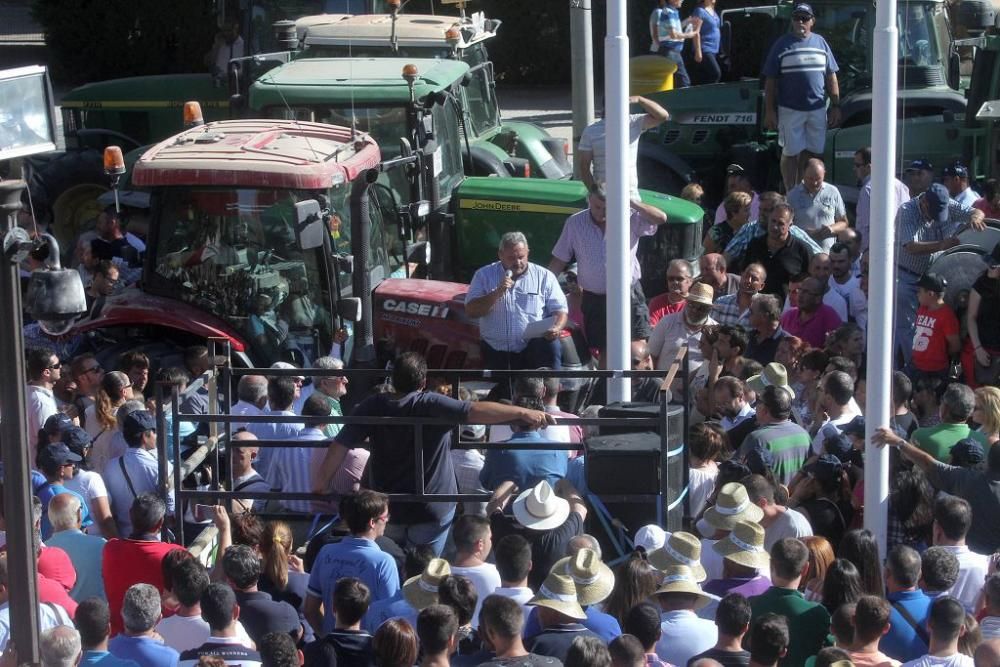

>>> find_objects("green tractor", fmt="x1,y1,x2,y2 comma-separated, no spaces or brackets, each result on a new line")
637,0,977,207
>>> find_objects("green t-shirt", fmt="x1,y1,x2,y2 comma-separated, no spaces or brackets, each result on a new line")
750,586,831,667
912,423,986,462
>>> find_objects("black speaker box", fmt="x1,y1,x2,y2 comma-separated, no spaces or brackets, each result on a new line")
585,430,662,495
598,401,661,435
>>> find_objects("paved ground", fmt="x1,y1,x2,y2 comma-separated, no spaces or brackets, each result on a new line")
497,84,576,155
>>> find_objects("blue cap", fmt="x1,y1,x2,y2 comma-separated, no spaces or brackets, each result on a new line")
841,415,866,437
950,437,985,467
924,183,951,224
43,412,74,437
745,444,776,475
61,427,93,453
793,3,814,16
37,442,82,469
943,162,969,178
905,159,934,172
823,431,854,463
806,454,844,483
123,410,156,440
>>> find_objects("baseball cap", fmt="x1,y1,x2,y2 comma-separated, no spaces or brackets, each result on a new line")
942,162,969,178
62,427,94,452
43,412,74,437
37,442,83,469
792,3,814,17
905,159,934,173
917,273,947,294
123,410,157,440
950,437,985,466
823,431,854,463
804,454,844,483
725,163,746,175
923,183,951,224
841,415,866,438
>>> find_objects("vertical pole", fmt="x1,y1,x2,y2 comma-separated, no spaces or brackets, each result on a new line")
606,0,631,403
0,180,41,665
863,0,898,556
570,0,595,176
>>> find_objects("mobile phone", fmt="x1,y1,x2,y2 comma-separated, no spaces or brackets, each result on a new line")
193,504,214,522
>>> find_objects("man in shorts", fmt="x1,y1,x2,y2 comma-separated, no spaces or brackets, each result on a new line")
763,3,840,193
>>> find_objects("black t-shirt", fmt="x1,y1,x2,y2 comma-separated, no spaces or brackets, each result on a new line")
687,647,750,667
974,273,1000,348
335,391,470,524
478,654,564,667
526,625,600,664
800,496,853,550
744,235,812,301
891,411,919,439
491,511,585,591
746,329,786,366
233,590,301,645
303,629,375,667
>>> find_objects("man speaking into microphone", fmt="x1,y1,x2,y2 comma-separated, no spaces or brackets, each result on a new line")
466,231,569,369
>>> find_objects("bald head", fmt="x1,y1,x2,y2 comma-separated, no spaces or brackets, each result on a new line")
808,253,831,283
975,639,1000,667
803,159,826,194
567,534,601,559
232,430,258,445
631,340,652,370
48,492,83,532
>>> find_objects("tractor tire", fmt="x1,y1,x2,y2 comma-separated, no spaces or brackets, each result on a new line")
637,156,687,197
27,149,108,251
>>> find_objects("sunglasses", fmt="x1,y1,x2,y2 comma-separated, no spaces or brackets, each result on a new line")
792,14,812,21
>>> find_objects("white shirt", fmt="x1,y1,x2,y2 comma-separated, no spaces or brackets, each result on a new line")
649,312,718,371
954,187,980,209
721,403,754,430
26,384,57,459
248,409,303,479
901,654,974,667
654,610,718,667
857,176,910,253
155,613,254,652
940,544,988,612
811,406,863,455
688,465,718,518
492,586,534,617
763,507,814,550
578,114,647,199
0,601,71,651
266,427,321,513
450,563,502,627
64,469,109,536
981,615,1000,639
700,538,725,581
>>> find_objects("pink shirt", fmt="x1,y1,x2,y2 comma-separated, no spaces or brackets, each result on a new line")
779,304,843,348
552,209,657,293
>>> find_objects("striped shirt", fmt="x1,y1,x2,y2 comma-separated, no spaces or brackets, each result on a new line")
552,209,657,293
266,427,324,513
713,292,752,327
737,420,811,485
763,33,839,111
895,196,972,276
857,175,911,253
725,220,822,266
467,261,567,352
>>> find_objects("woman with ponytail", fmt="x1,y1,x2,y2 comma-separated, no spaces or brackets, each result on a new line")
259,521,308,610
85,371,134,473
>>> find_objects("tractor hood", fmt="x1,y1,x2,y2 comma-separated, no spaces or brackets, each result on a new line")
72,288,248,352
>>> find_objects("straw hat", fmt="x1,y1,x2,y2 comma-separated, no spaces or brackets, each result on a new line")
513,481,570,531
526,572,587,620
746,362,795,399
551,548,615,606
402,558,450,610
653,564,712,610
712,520,770,570
648,531,708,583
702,483,765,531
685,283,715,306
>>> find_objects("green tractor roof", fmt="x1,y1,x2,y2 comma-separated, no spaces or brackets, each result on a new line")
60,73,227,110
249,57,470,108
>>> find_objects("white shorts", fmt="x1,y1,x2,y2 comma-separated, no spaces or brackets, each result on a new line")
777,106,827,157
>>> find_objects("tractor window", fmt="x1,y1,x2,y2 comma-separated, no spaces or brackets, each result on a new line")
463,63,501,137
148,187,337,365
432,103,464,203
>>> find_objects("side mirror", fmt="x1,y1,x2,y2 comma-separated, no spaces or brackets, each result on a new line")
337,297,362,322
295,199,325,250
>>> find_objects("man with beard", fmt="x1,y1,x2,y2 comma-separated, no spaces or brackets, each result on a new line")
828,242,867,332
469,231,568,370
743,204,812,301
648,259,693,327
714,376,757,447
649,283,717,372
779,276,842,348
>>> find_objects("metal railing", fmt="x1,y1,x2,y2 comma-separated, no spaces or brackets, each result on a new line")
156,343,693,551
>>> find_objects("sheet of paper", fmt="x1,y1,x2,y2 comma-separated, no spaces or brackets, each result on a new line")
523,315,558,339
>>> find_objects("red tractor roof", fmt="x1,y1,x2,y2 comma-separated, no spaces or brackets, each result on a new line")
132,119,381,190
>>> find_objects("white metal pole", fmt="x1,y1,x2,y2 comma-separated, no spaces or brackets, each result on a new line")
863,0,898,556
570,0,596,178
606,0,631,402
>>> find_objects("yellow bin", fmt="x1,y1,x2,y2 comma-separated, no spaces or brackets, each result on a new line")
630,54,677,95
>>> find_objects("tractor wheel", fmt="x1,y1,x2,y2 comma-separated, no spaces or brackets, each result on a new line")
27,150,108,250
637,156,687,197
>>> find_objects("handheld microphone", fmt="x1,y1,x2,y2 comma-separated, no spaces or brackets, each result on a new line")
505,269,513,280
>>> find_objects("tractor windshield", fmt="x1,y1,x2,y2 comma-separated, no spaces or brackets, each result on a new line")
146,186,350,365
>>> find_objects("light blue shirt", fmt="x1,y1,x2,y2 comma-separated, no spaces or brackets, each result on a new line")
108,634,179,667
467,261,567,353
248,409,303,479
654,610,718,667
0,601,73,652
787,182,847,251
82,651,140,667
364,591,418,634
47,528,107,602
266,427,324,513
308,536,400,635
103,447,175,538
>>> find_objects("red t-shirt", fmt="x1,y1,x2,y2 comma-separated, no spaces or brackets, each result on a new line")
912,303,959,372
102,538,184,636
37,545,76,593
647,294,686,327
38,573,77,618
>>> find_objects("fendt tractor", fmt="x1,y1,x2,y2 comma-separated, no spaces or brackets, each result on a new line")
636,0,994,207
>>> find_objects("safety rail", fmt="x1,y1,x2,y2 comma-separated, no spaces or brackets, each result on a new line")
156,344,693,549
